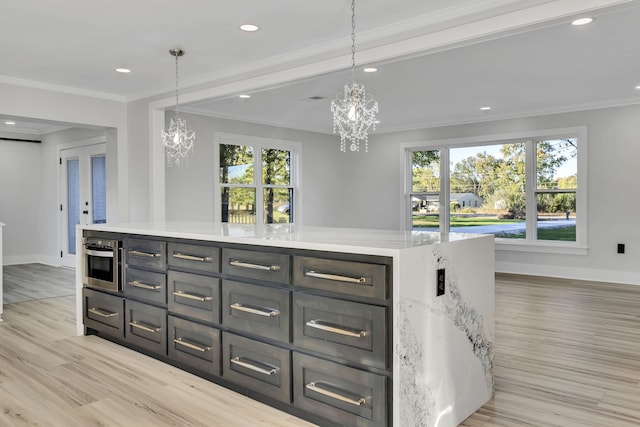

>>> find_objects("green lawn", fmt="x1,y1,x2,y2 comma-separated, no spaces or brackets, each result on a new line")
413,214,576,241
412,215,522,228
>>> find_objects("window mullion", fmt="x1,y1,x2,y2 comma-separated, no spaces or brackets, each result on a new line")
525,140,537,241
254,146,263,224
441,148,450,234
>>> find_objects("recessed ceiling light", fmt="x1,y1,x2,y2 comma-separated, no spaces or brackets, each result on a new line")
480,106,492,111
363,67,378,73
238,94,251,99
635,85,640,90
240,24,259,32
4,121,16,125
115,68,131,73
571,17,593,26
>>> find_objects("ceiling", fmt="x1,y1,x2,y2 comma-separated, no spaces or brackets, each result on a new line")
1,0,639,136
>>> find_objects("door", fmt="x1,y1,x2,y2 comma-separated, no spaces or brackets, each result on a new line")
60,143,106,267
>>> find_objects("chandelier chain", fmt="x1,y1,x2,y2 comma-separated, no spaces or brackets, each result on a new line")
174,51,180,117
351,0,356,83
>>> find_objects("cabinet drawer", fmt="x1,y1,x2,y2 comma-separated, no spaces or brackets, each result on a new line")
222,248,290,285
168,242,220,274
125,268,167,305
125,300,167,356
168,271,220,325
293,352,387,427
293,256,387,301
222,280,290,343
222,332,291,404
168,315,221,376
125,238,166,272
293,294,387,369
82,288,124,340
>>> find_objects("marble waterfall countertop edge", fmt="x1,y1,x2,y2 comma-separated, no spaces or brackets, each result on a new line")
81,222,492,256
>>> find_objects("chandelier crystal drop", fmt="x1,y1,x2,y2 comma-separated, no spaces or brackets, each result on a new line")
161,48,195,167
331,0,378,153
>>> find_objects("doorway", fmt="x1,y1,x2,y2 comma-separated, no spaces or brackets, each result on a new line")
59,143,106,268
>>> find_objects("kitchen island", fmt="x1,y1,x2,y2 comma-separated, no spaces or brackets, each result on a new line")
76,222,494,427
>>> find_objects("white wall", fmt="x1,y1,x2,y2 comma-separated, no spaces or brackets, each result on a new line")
164,112,337,224
0,137,42,263
337,104,640,285
0,82,127,265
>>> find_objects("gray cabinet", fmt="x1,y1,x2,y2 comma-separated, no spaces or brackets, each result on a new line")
222,332,291,404
222,248,290,285
125,238,166,271
125,268,166,305
82,287,124,340
168,241,220,274
84,233,393,426
293,255,387,300
169,315,221,376
125,299,167,356
222,279,290,343
293,293,388,369
168,271,220,325
293,352,387,427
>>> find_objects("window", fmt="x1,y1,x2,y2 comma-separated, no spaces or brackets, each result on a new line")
406,128,585,251
216,134,298,224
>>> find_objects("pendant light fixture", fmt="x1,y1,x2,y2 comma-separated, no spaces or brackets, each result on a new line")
161,48,195,167
331,0,378,153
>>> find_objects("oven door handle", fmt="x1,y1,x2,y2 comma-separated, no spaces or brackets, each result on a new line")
84,249,114,258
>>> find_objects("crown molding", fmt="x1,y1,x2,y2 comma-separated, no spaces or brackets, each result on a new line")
0,75,126,102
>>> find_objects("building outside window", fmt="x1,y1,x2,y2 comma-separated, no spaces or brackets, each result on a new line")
407,129,583,249
216,134,298,224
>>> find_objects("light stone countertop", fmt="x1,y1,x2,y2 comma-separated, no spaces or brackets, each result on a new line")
82,221,489,256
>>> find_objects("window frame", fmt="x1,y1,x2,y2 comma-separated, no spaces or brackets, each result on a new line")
213,132,301,224
401,127,587,255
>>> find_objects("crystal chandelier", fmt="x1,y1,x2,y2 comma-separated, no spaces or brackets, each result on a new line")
331,0,378,153
161,48,195,167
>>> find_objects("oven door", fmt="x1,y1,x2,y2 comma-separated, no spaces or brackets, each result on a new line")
84,243,120,291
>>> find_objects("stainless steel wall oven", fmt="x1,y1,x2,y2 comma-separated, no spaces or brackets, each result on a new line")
83,237,121,291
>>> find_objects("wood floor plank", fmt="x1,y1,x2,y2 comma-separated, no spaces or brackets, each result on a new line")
3,265,640,426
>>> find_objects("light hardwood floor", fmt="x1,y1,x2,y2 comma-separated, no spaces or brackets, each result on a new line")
1,265,640,426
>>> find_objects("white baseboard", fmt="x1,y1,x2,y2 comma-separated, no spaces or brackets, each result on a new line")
3,255,62,267
496,261,640,286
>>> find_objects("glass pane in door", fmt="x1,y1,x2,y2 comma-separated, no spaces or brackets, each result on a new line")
67,159,80,254
91,155,106,224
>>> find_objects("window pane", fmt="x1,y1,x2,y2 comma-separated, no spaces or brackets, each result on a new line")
67,159,79,254
537,192,576,241
450,143,526,239
536,139,577,190
220,144,254,184
411,194,440,231
262,148,291,185
411,150,440,192
221,187,256,224
264,188,292,224
91,155,106,224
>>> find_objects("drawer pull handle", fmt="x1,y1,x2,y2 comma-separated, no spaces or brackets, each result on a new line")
129,280,161,291
306,320,367,338
230,303,280,317
88,307,117,318
129,321,160,333
229,260,281,272
230,356,279,376
172,252,213,262
173,337,211,352
173,290,213,302
128,250,161,258
305,271,367,284
305,381,367,406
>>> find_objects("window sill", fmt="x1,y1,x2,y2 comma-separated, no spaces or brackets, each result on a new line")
495,239,588,255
